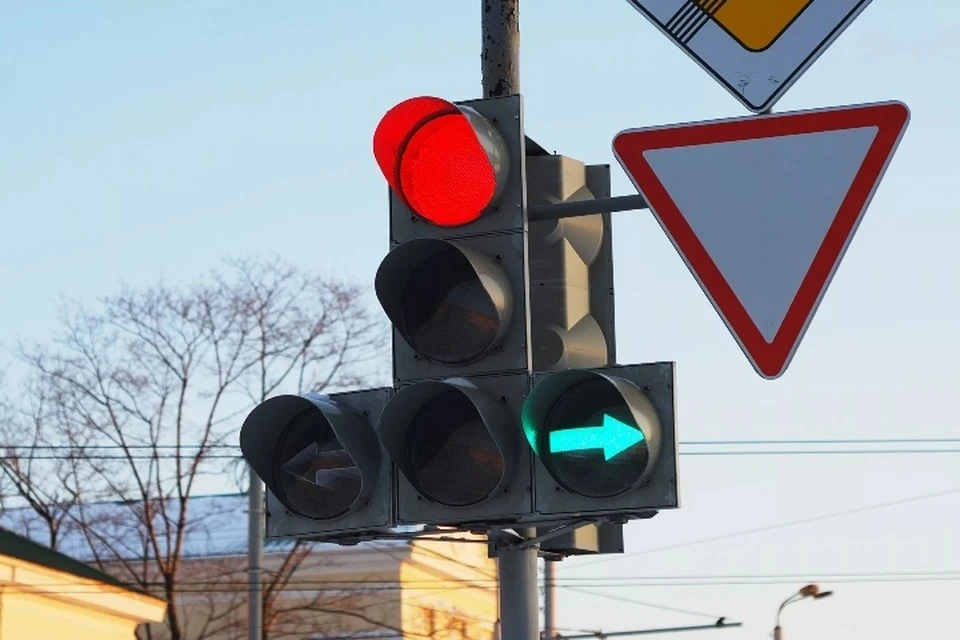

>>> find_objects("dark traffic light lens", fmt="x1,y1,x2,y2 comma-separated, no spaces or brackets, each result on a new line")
404,390,504,506
540,379,648,498
273,409,362,520
400,247,500,364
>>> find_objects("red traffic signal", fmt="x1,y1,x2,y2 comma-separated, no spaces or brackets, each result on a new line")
373,96,509,227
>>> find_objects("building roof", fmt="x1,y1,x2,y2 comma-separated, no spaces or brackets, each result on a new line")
0,525,156,598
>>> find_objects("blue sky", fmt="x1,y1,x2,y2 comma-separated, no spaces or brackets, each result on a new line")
2,1,959,638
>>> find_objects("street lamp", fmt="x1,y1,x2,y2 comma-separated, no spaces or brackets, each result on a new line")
773,584,833,640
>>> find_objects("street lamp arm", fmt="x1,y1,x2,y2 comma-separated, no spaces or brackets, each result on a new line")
775,593,803,627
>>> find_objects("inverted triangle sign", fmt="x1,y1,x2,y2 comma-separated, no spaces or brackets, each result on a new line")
613,102,910,379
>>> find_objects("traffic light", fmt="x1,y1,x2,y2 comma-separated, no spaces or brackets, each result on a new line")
523,362,679,522
372,95,534,527
237,90,682,548
239,388,394,541
527,155,616,371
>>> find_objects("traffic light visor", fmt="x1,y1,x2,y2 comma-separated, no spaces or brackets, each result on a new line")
373,96,509,227
376,238,513,365
240,394,380,521
379,378,516,508
522,370,662,499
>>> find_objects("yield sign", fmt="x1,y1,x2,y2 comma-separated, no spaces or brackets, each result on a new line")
612,102,910,379
623,0,874,113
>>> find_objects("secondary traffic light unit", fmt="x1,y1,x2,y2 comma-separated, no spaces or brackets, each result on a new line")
238,93,679,544
239,388,394,540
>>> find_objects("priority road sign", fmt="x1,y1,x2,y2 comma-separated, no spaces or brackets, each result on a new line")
623,0,874,113
612,102,910,379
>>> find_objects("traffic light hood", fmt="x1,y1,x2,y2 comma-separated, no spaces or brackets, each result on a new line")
522,369,662,478
378,377,520,507
373,95,510,227
375,238,514,366
239,393,382,520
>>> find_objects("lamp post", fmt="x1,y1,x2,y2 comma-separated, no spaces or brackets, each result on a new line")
773,584,833,640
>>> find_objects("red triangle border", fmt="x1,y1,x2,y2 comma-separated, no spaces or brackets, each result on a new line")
613,102,910,378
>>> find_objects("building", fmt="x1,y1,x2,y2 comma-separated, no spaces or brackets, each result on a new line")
1,494,498,640
0,527,167,639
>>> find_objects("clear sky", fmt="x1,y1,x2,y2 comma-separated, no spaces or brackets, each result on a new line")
2,1,959,638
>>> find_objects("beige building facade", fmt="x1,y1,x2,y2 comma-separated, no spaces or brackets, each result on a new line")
0,527,166,639
2,494,497,639
142,535,498,640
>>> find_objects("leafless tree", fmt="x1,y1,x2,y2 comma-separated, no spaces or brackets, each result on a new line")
0,257,395,640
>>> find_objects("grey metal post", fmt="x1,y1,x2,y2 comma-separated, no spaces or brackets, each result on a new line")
543,560,557,639
481,0,520,97
248,471,264,640
483,5,535,639
498,529,539,640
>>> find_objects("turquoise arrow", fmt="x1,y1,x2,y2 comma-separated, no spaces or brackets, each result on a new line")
548,414,644,461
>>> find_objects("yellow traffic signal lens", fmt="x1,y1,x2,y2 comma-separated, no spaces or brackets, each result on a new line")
400,246,501,364
404,390,505,506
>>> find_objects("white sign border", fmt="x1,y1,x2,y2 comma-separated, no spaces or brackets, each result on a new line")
624,0,874,113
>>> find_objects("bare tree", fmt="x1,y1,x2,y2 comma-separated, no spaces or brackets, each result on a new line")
0,257,392,640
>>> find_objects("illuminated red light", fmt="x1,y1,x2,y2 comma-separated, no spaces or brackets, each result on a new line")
373,96,503,227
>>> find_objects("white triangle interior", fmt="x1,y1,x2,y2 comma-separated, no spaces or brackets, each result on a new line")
642,126,878,342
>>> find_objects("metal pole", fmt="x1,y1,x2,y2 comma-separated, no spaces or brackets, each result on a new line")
498,528,539,640
527,194,648,223
248,471,264,640
544,560,557,639
482,4,535,638
481,0,520,97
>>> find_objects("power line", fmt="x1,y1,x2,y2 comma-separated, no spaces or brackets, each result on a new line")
7,448,960,460
567,486,960,570
683,449,960,456
553,575,960,587
4,437,960,450
9,571,960,596
561,586,725,620
6,567,960,592
559,570,960,583
683,438,960,445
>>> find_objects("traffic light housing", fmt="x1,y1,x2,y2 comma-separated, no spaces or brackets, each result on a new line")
237,91,682,549
372,94,534,528
527,155,616,371
239,388,394,541
523,362,679,522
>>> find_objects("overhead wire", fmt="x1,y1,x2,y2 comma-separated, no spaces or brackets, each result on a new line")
567,486,960,569
4,437,960,450
560,586,726,620
10,570,960,597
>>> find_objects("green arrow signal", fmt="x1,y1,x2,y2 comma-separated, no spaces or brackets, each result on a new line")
548,414,644,461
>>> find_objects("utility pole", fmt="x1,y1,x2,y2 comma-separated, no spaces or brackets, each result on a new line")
544,560,557,639
482,0,520,97
248,471,264,640
496,529,539,640
481,6,537,637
